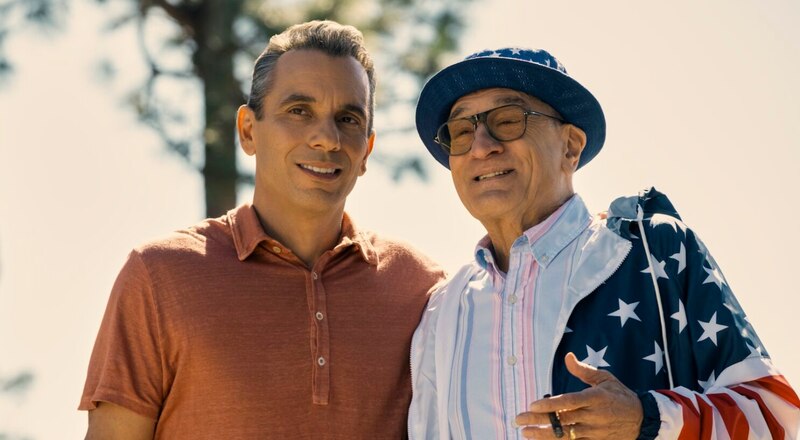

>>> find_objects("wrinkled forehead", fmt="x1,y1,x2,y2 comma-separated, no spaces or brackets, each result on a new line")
449,88,558,119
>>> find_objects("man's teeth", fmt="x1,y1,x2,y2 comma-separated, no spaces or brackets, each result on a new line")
477,170,510,181
301,164,336,174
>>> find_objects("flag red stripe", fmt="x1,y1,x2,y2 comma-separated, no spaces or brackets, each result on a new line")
749,375,800,408
696,395,716,439
732,385,785,439
661,390,711,440
707,393,749,440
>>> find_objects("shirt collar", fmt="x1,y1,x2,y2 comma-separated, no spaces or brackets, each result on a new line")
227,204,377,265
474,194,592,270
335,213,379,265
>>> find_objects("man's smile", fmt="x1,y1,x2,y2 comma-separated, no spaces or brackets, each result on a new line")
298,162,342,179
474,169,513,181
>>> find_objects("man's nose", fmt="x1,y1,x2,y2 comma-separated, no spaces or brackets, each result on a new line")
468,123,503,158
309,118,341,152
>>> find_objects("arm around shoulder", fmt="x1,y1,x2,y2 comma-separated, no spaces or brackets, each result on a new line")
86,401,156,440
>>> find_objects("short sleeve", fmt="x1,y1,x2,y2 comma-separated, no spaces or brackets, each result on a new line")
78,250,164,419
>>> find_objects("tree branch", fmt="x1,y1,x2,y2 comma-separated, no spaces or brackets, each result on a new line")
143,0,195,30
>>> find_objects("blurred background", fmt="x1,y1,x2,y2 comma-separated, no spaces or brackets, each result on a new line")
1,0,798,438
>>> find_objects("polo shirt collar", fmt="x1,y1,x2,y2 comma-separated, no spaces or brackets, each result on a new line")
336,213,379,265
227,204,377,265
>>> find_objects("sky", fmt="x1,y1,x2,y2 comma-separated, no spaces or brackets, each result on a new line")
1,0,799,438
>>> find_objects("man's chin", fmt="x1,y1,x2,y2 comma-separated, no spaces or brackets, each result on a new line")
464,201,519,225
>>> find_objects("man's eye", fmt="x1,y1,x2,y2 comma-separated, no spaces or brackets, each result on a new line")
288,108,309,116
340,115,361,126
448,122,473,139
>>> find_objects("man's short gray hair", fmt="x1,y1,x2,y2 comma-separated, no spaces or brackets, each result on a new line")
247,20,376,133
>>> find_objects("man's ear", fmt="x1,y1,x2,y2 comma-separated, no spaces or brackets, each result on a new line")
237,105,257,156
359,131,376,176
562,124,587,173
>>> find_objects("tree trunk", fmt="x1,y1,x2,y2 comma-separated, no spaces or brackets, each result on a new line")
197,0,243,218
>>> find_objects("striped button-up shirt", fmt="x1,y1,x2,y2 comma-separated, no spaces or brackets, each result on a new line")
447,198,574,439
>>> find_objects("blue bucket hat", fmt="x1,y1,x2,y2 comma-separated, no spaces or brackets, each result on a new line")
415,48,606,169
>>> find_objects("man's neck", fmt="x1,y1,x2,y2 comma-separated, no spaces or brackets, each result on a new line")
482,193,573,273
251,198,344,268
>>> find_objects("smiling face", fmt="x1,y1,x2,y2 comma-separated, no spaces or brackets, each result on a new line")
448,88,586,231
237,49,374,218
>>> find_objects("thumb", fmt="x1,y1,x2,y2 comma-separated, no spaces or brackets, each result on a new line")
565,352,616,387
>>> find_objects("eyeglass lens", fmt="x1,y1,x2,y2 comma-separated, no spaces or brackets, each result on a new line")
438,105,529,155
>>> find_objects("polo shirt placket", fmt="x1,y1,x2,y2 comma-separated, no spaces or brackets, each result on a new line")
308,256,332,405
262,240,341,406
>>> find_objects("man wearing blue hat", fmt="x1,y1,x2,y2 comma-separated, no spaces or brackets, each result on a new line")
409,48,799,439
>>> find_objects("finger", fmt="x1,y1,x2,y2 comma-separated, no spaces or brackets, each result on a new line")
519,407,599,432
515,411,553,427
552,407,614,427
520,424,566,439
566,422,611,440
550,408,582,427
527,389,593,413
564,352,617,387
566,424,581,440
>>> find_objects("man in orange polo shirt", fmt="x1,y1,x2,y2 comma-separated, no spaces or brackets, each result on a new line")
79,20,444,439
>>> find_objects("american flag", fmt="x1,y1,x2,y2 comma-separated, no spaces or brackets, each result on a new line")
552,188,800,439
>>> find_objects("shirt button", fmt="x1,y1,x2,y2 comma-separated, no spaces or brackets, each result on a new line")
311,271,318,280
317,356,326,366
271,246,281,254
541,255,550,263
509,294,518,304
507,355,517,366
315,312,324,320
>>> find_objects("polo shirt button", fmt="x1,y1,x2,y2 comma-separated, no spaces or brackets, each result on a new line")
312,271,318,280
315,312,324,320
509,294,518,304
271,246,281,254
317,356,326,366
507,355,517,366
541,255,549,263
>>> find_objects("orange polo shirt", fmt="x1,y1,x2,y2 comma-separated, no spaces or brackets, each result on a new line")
79,204,445,439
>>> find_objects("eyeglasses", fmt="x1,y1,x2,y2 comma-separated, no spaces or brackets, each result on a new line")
434,104,564,156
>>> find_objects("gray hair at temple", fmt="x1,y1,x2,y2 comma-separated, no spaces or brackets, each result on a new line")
247,20,377,133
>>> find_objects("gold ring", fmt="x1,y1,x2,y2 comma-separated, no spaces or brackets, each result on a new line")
569,426,577,440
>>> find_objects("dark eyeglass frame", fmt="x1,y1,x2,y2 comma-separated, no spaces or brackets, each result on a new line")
433,104,564,156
